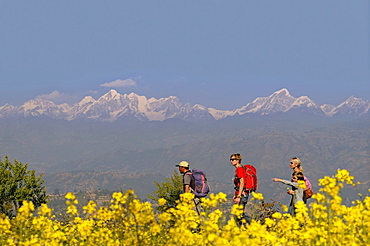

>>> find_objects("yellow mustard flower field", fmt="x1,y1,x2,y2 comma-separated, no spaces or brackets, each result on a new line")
0,169,369,245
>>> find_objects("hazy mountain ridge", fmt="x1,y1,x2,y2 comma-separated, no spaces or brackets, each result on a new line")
0,89,369,202
1,113,368,203
40,116,369,202
43,172,165,199
46,118,369,183
0,89,368,122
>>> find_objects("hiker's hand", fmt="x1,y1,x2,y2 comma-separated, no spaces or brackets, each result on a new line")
233,197,241,204
272,178,280,182
287,189,295,195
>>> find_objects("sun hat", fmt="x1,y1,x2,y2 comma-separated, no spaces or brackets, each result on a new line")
175,161,189,168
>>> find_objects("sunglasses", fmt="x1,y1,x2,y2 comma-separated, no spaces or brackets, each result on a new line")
230,159,238,161
290,162,295,164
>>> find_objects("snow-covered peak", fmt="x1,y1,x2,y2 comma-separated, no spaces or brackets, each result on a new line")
208,108,236,120
236,88,296,115
0,89,367,121
338,96,365,107
20,98,56,110
79,96,96,105
332,96,369,116
270,88,295,101
100,89,121,101
0,103,13,110
127,92,140,98
132,94,149,113
272,88,291,97
0,104,19,118
193,104,207,110
293,96,316,107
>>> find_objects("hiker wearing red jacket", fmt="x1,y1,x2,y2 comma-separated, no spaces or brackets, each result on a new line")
230,153,252,226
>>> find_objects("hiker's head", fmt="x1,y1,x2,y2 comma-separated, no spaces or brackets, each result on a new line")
230,153,242,165
176,161,190,173
289,157,303,171
292,171,304,181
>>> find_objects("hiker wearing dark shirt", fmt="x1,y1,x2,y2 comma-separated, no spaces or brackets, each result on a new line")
176,161,201,215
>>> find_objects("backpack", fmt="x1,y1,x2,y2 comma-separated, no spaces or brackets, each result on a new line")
190,168,210,198
242,164,258,192
304,177,313,199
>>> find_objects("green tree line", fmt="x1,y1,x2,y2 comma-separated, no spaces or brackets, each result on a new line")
0,156,48,217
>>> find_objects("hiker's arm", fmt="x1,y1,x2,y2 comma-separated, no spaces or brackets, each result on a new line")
272,178,282,182
184,184,191,193
183,173,192,193
233,177,244,204
238,177,244,196
281,180,298,188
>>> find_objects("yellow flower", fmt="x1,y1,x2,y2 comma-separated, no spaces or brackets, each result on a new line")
83,200,97,215
272,212,282,219
38,203,53,217
158,198,166,206
335,169,354,184
18,200,35,216
264,218,276,227
251,192,264,200
65,192,76,200
231,204,244,218
1,169,369,245
298,180,306,189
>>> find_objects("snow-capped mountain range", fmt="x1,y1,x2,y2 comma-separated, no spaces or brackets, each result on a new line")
0,89,368,122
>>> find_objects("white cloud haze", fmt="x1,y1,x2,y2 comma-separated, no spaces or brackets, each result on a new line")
99,78,137,88
36,90,68,102
36,90,85,104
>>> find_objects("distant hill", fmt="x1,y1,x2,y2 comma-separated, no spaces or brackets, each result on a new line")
1,112,368,204
43,172,165,199
43,115,369,182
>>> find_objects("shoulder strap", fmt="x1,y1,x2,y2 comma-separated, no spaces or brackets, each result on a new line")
183,170,195,189
184,170,192,176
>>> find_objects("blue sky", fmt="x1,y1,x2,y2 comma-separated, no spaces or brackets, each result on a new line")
0,0,369,110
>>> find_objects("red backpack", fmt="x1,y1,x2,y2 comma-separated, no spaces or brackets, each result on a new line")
242,164,258,192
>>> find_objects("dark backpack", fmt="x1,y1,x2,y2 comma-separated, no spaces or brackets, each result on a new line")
242,164,258,192
190,168,210,198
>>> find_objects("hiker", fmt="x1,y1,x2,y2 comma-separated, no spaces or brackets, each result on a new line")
272,171,305,216
175,161,202,215
230,153,252,225
289,157,313,201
